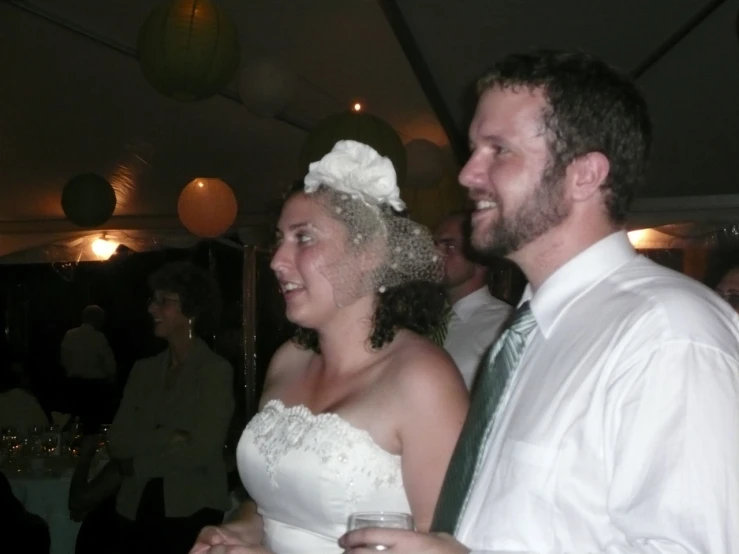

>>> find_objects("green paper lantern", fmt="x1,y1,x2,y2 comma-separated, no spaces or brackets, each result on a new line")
138,0,240,101
299,111,407,185
61,173,117,228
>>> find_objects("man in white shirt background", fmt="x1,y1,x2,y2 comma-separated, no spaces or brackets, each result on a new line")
434,212,512,388
61,305,117,427
342,49,739,554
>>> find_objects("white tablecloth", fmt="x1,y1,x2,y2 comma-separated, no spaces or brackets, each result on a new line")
9,471,81,554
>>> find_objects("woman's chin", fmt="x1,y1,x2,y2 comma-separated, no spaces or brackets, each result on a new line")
285,307,317,330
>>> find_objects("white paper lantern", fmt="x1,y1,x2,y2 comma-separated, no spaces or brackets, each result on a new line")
239,57,297,117
404,139,445,189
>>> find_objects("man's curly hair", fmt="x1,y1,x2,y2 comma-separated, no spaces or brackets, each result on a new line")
279,183,447,352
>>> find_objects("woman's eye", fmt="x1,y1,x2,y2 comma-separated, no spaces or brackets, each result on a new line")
296,233,312,244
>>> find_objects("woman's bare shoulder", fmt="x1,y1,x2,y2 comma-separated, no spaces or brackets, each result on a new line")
260,340,313,402
386,331,467,400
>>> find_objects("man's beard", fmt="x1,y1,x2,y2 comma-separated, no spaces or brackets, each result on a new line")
472,163,570,257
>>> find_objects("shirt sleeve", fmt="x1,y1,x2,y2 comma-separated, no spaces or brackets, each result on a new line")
107,362,171,458
133,358,235,478
601,340,739,553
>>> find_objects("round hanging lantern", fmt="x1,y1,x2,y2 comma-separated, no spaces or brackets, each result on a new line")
299,110,407,184
239,57,297,117
404,139,445,189
137,0,240,101
177,178,238,238
61,173,117,228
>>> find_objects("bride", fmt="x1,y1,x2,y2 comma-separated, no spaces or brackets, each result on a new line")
191,140,468,554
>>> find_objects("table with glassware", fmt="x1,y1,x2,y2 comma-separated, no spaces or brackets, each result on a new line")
1,424,108,554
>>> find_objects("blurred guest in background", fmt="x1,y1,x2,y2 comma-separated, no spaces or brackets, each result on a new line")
69,427,122,554
0,360,48,431
61,305,117,427
715,265,739,314
434,212,512,387
0,471,50,554
108,262,234,553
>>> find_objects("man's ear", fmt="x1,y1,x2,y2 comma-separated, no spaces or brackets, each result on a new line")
568,151,610,202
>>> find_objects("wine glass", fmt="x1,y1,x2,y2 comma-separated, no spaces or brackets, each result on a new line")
41,425,60,456
346,512,414,551
1,426,15,449
28,425,43,451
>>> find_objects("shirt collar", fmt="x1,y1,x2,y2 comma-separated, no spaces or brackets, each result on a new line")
452,286,495,321
520,231,638,338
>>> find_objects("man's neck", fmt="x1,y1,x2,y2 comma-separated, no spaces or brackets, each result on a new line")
510,217,620,292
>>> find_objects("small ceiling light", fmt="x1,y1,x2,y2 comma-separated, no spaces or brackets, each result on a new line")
92,238,119,260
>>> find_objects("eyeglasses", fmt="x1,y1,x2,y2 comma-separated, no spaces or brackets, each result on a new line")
148,295,180,307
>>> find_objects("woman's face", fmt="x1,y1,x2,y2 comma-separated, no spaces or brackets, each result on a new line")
148,290,189,339
270,193,356,328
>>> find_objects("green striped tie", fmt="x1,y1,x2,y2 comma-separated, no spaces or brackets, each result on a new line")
431,301,537,534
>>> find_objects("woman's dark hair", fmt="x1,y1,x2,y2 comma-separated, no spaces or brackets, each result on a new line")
149,261,221,337
279,182,447,351
293,280,447,351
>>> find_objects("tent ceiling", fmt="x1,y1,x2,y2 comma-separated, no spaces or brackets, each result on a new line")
1,0,738,252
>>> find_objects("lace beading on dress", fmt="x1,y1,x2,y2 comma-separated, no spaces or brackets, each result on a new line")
247,400,401,506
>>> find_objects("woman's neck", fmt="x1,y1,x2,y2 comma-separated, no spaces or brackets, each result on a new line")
168,332,195,366
316,296,377,375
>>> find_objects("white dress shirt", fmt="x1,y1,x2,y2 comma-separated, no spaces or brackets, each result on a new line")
457,231,739,554
60,323,116,380
444,287,512,388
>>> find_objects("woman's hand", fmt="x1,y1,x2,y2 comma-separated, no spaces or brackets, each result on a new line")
190,521,260,553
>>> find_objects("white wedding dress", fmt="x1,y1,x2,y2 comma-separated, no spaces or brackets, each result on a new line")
237,400,411,554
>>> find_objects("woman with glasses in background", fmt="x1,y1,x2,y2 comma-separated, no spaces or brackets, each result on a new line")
106,261,235,553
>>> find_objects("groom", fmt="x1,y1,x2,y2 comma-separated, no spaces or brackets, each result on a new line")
341,49,739,553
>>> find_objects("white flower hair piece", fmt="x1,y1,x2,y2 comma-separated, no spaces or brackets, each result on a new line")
304,140,406,212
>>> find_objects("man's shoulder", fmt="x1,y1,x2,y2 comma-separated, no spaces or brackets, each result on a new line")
592,259,739,346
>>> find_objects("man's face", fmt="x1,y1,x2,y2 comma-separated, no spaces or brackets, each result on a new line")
434,216,477,290
716,268,739,313
459,86,571,258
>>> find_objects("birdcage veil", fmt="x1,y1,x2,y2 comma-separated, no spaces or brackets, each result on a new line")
303,140,443,307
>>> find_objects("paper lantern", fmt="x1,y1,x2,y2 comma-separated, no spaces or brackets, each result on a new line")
61,173,117,228
138,0,240,101
177,178,238,237
239,57,297,117
299,110,407,184
404,139,445,189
